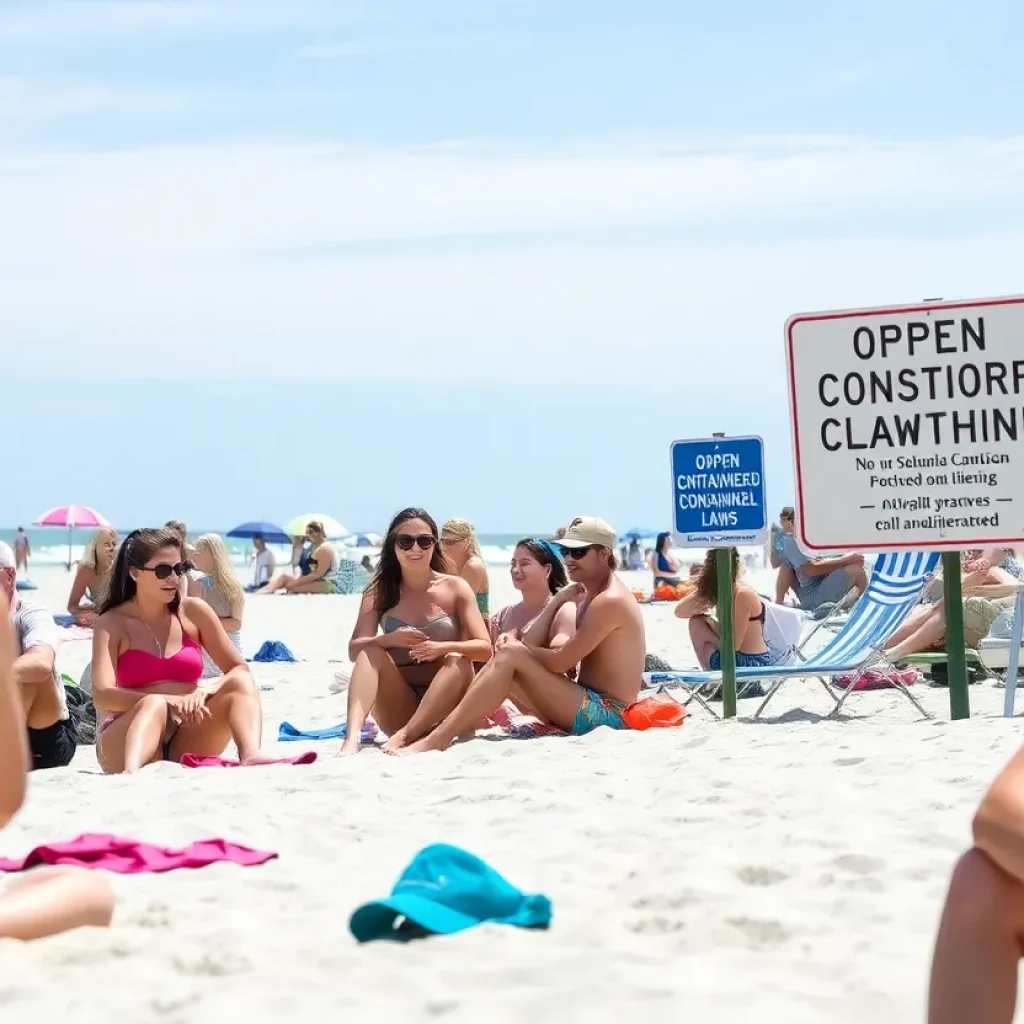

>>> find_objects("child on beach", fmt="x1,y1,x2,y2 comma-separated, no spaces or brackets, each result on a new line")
0,589,115,939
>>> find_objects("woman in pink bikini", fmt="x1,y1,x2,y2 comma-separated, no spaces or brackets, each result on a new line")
90,528,271,774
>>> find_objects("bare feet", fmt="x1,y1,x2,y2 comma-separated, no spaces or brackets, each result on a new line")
397,732,451,756
380,729,409,756
337,736,362,757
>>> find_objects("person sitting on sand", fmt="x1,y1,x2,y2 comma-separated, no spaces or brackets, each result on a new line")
189,533,245,674
90,528,272,773
0,588,115,939
673,547,774,693
0,543,77,770
246,534,276,592
440,518,490,616
928,744,1024,1023
259,521,339,594
400,516,646,754
339,508,491,756
67,526,118,626
776,507,867,613
649,532,682,591
489,539,576,645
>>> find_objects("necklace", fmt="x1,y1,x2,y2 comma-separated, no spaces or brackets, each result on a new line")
133,601,164,657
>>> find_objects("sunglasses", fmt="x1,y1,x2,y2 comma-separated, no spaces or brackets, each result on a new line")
395,534,436,552
138,561,192,580
559,545,595,560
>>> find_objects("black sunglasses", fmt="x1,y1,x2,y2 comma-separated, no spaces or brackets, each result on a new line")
138,561,192,580
395,534,436,552
559,545,595,560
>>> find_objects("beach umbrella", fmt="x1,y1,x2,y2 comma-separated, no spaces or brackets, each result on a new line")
284,513,348,540
32,505,111,567
622,527,659,541
226,521,291,545
344,533,382,547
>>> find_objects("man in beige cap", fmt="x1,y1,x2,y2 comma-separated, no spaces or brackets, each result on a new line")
401,516,646,753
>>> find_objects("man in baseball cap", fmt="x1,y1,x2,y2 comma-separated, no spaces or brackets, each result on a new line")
399,514,647,754
0,542,77,770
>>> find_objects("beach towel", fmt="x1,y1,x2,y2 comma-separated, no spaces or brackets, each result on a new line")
350,843,552,943
834,667,921,691
278,720,379,743
485,701,565,739
248,640,298,663
0,834,277,874
52,614,75,627
57,623,93,641
179,752,318,768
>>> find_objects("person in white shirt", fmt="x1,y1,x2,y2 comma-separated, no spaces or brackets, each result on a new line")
247,534,277,593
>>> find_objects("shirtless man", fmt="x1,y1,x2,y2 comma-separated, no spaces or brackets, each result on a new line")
0,542,77,770
401,516,645,754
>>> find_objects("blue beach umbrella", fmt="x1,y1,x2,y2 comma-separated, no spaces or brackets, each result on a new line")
622,527,659,541
346,533,383,548
226,521,291,545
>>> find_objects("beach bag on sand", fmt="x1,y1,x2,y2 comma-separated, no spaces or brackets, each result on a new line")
654,582,691,602
64,682,97,745
623,693,687,730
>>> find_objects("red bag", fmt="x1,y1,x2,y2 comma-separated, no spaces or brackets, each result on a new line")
622,693,688,730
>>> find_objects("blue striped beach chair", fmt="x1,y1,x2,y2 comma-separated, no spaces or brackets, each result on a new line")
644,551,939,720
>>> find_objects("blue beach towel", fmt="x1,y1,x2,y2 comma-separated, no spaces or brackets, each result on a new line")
248,641,298,663
53,614,75,627
278,720,378,742
16,579,38,591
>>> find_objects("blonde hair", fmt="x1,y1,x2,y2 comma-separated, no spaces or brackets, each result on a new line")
82,527,118,570
194,534,244,609
442,518,481,558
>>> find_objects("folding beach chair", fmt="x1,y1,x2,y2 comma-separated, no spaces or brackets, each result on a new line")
643,551,939,720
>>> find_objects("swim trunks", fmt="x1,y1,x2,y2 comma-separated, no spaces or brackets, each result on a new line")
27,717,77,771
709,649,775,670
571,687,628,736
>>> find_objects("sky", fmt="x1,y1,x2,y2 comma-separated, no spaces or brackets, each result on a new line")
2,0,1023,533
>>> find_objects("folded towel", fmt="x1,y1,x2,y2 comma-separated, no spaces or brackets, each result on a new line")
179,752,317,768
0,833,277,874
248,640,298,663
278,720,378,742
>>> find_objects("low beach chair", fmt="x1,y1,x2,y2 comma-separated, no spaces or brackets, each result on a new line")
643,551,939,720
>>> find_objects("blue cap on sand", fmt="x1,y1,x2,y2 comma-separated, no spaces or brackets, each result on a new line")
349,844,552,943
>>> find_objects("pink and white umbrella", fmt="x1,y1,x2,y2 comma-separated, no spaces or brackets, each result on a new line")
33,506,112,569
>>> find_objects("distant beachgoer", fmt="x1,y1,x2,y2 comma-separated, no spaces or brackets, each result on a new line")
67,526,118,626
90,528,271,773
340,508,491,756
190,534,245,675
13,528,29,574
770,508,800,604
0,586,115,939
246,534,276,592
673,547,774,684
290,536,309,574
164,519,197,597
649,533,682,589
440,518,490,616
259,521,339,594
927,745,1024,1022
360,555,373,573
0,542,77,770
401,516,645,754
626,539,644,571
776,507,866,612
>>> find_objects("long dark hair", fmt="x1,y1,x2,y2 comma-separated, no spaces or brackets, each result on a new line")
694,547,740,608
656,531,671,553
515,539,568,595
98,528,184,616
366,508,452,616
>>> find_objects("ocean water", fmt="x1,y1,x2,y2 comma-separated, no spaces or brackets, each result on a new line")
1,526,763,572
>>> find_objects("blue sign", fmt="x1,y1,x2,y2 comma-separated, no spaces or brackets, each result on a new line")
670,435,768,548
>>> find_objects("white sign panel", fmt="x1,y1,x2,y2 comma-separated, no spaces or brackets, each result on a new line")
786,295,1024,552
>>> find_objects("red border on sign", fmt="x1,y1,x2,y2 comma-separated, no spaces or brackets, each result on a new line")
786,295,1024,552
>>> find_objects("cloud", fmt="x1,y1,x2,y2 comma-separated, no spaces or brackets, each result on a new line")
1,134,1022,384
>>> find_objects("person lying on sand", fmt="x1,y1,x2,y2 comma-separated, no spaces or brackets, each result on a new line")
339,508,491,756
0,588,115,939
67,526,118,626
928,745,1024,1022
0,542,77,770
399,516,645,755
90,528,274,773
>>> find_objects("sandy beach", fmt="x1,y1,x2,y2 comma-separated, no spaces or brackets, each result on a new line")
3,564,1022,1023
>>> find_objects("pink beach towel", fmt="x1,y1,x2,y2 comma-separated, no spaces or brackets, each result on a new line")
486,701,566,739
179,752,317,768
0,833,277,874
834,668,920,691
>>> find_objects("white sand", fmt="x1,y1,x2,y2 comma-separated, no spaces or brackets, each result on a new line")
3,566,1022,1022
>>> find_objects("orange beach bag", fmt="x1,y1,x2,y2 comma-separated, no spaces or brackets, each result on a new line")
622,693,688,730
